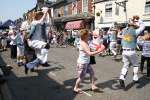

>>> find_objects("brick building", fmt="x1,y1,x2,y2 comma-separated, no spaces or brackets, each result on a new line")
51,0,95,31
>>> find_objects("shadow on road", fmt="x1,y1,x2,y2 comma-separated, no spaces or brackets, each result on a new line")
0,53,78,100
0,53,14,100
97,79,121,91
125,75,150,91
6,65,79,100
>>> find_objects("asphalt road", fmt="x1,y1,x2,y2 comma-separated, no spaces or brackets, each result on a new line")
0,47,150,100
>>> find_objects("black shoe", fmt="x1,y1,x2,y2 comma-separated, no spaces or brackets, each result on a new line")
45,43,50,49
17,62,22,67
31,68,35,72
0,78,6,84
119,79,125,89
133,80,139,83
41,62,50,67
24,64,28,74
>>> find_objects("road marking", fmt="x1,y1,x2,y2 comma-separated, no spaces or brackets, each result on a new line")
82,91,92,97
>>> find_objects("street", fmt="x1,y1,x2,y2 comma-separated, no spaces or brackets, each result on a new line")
0,47,150,100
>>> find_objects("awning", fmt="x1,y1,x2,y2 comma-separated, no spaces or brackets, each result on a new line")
96,23,113,28
65,20,84,30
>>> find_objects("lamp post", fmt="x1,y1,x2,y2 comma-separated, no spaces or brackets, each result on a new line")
115,0,128,23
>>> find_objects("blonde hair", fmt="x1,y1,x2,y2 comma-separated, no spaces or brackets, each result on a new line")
79,29,89,40
143,33,150,41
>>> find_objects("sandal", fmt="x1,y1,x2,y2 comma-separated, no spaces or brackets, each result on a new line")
91,86,99,91
73,88,83,94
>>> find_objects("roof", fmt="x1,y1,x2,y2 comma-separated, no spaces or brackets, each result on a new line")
51,0,66,7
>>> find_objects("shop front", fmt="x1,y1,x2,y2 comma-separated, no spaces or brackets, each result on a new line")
65,20,85,30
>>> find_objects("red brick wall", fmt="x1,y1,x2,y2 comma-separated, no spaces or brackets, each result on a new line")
67,0,94,16
77,0,82,14
88,0,94,14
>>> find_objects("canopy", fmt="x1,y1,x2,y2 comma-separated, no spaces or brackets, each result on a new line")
65,20,84,30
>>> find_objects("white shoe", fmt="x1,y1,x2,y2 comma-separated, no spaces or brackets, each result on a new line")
120,75,125,80
133,74,138,81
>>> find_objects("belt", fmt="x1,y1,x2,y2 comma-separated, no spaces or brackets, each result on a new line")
123,49,135,51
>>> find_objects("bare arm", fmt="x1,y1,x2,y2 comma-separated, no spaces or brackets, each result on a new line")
117,30,123,39
81,41,104,56
38,12,48,24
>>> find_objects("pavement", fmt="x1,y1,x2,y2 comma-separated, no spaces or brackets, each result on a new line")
0,47,149,100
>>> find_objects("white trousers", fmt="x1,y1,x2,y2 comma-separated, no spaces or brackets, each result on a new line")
109,41,117,55
28,40,48,64
17,46,24,56
28,40,47,49
36,48,48,64
120,50,139,81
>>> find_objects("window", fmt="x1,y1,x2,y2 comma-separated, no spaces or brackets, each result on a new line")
72,0,77,15
54,9,59,17
64,5,68,16
105,3,112,17
82,0,88,13
145,0,150,14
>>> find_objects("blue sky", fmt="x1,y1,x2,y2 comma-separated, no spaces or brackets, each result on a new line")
0,0,37,22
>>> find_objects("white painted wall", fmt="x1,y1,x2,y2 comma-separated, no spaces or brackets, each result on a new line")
95,0,150,28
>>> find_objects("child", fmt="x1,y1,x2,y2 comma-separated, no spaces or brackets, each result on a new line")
137,33,150,78
74,29,105,93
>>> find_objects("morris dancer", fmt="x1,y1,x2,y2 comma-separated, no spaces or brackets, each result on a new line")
117,20,140,88
24,7,50,74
